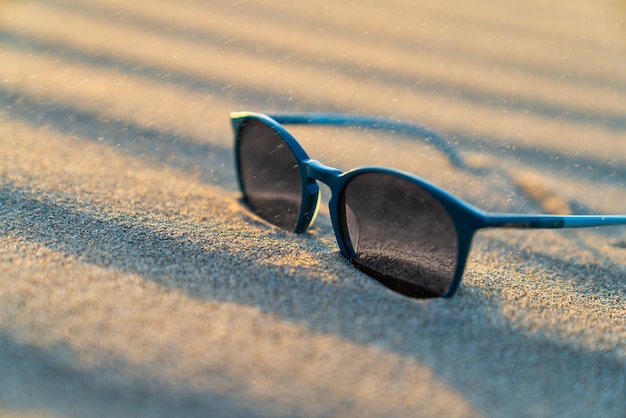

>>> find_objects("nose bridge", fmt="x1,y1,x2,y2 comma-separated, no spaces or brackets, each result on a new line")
304,159,343,188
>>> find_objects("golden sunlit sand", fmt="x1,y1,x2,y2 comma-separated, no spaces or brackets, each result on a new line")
0,0,624,417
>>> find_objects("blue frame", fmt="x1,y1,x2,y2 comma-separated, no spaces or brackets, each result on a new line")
231,111,626,298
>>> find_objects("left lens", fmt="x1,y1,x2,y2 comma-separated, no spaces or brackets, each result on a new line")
340,172,458,298
236,119,302,231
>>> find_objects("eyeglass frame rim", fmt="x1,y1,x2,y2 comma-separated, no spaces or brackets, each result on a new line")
230,111,626,298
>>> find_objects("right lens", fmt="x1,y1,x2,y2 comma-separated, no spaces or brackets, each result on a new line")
236,119,303,231
341,172,459,298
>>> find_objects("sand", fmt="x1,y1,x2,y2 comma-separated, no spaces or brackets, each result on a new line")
0,0,625,416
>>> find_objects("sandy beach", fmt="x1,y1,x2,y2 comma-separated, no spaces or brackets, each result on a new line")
1,0,625,416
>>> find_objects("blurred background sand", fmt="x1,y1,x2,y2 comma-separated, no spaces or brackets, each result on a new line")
0,0,625,417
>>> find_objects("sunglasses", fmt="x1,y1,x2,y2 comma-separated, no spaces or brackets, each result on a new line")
231,111,626,299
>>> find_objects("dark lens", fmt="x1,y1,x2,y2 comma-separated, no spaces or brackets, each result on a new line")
341,172,458,298
237,119,302,231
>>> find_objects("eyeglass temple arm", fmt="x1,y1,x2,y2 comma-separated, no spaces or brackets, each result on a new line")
483,213,626,229
266,112,468,170
265,113,626,226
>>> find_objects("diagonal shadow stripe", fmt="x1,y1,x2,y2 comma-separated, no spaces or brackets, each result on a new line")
452,132,626,186
32,0,626,133
1,83,623,194
0,329,262,417
0,85,237,187
54,0,626,96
